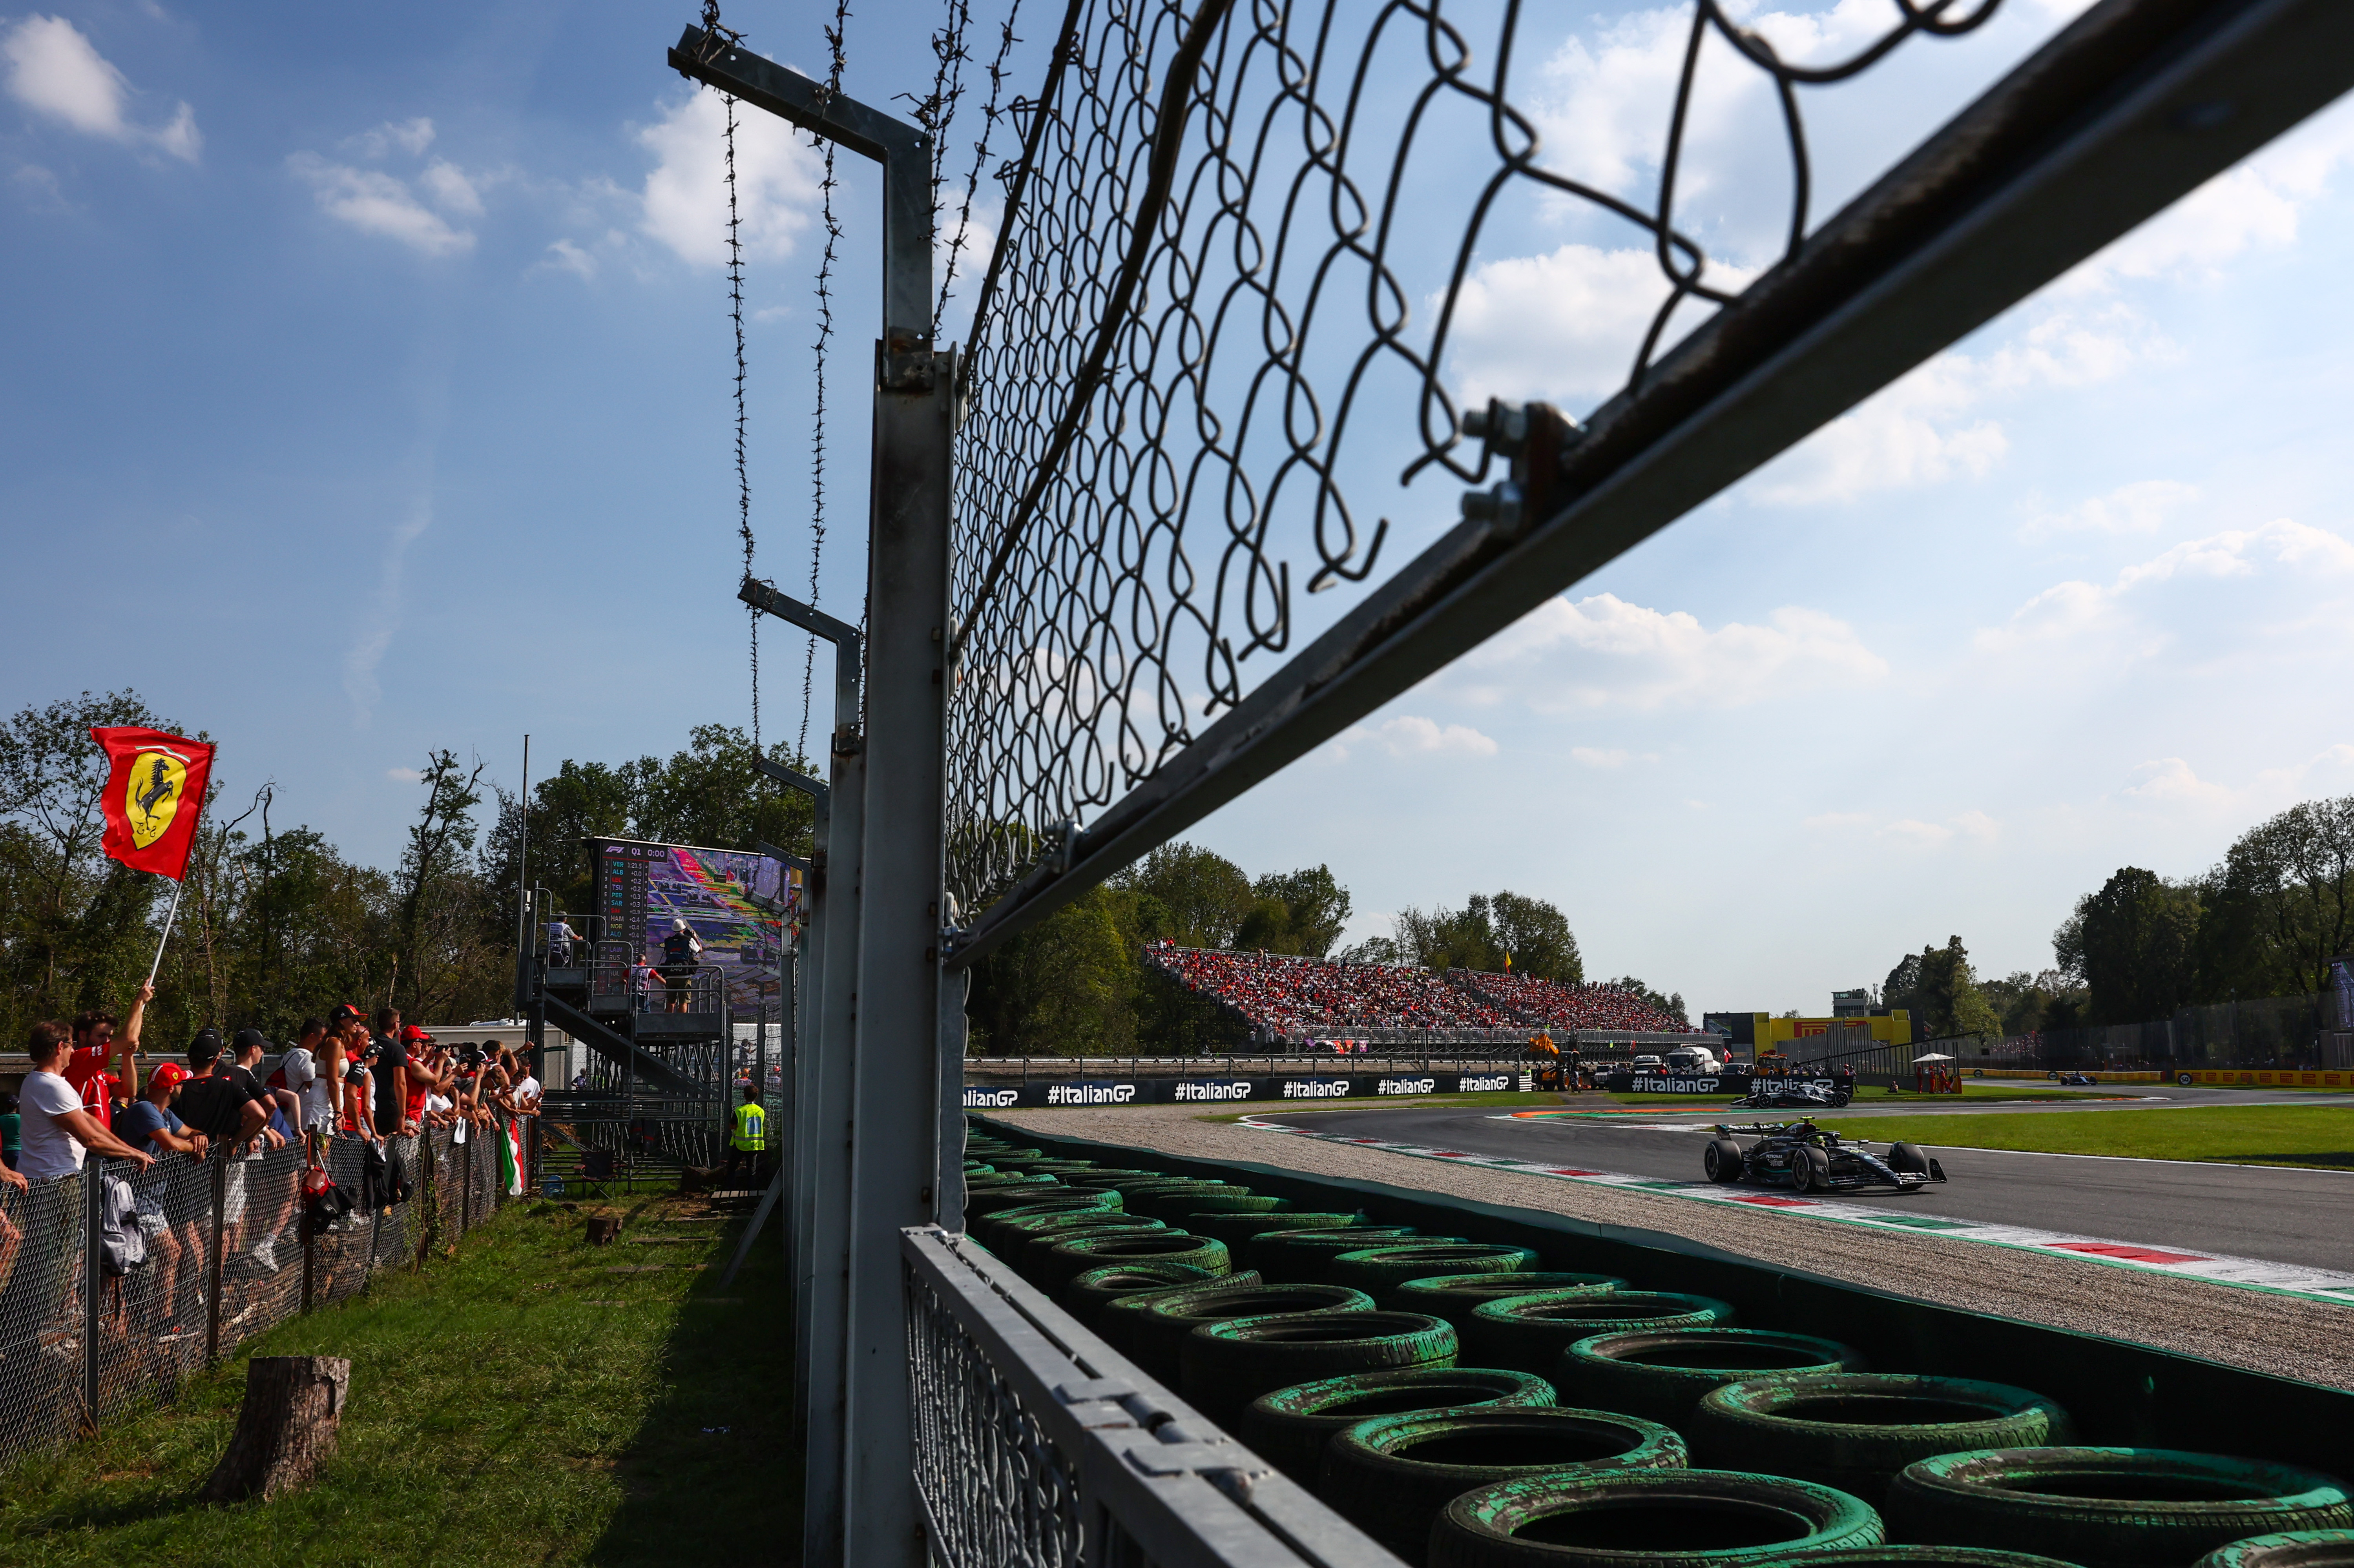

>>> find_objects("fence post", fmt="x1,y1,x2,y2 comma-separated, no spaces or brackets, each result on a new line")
205,1153,228,1367
461,1131,473,1236
82,1160,102,1433
301,1175,315,1314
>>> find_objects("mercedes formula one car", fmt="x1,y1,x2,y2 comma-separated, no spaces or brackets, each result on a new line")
1734,1079,1851,1110
1702,1119,1947,1194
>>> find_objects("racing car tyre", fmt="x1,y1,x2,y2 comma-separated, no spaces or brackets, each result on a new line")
1183,1210,1362,1244
1886,1144,1930,1176
2194,1530,2354,1568
1132,1282,1373,1382
1467,1293,1737,1373
1832,1092,1853,1108
1061,1262,1250,1326
1790,1147,1832,1194
1251,1227,1425,1280
1387,1272,1630,1333
1688,1374,2073,1507
1320,1408,1688,1564
1241,1366,1557,1485
1884,1448,2354,1568
1331,1244,1542,1295
1179,1310,1457,1430
2049,1071,2061,1081
1766,1548,2081,1568
1044,1231,1229,1296
1557,1329,1867,1427
1705,1140,1746,1183
1427,1467,1884,1568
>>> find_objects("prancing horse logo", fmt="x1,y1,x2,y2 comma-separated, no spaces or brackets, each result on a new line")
126,749,189,851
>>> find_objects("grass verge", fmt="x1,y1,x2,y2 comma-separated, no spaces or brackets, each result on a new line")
0,1190,792,1566
1818,1103,2354,1168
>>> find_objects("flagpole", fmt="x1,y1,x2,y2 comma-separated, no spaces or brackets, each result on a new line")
147,875,186,986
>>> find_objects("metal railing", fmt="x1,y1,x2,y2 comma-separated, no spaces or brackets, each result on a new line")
0,1118,533,1477
902,1225,1401,1568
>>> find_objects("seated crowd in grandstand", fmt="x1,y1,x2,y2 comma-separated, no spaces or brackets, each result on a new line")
1144,945,1688,1039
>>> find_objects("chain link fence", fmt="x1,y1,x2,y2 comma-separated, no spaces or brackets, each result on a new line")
0,1116,536,1477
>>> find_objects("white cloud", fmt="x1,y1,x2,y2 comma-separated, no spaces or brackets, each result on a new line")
1753,305,2168,506
385,767,424,783
1569,747,1659,769
1443,244,1758,410
345,500,432,726
1330,716,1498,761
348,117,436,159
1976,518,2354,651
2025,480,2201,538
1807,809,1998,848
637,90,821,267
539,238,597,279
2,15,199,162
1453,593,1885,711
289,152,474,257
419,159,483,216
2123,758,2228,804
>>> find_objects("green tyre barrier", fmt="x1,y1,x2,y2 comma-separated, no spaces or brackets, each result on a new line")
1057,1168,1177,1188
1045,1231,1230,1295
1428,1468,1884,1568
1558,1329,1865,1429
1016,1216,1175,1282
987,1207,1157,1266
1758,1548,2080,1568
2195,1532,2354,1568
1467,1293,1736,1373
1184,1211,1363,1244
1691,1376,2071,1509
1171,1192,1290,1215
1332,1244,1542,1296
1242,1367,1557,1485
1132,1283,1375,1384
963,1172,1058,1195
1062,1263,1256,1327
1387,1273,1630,1332
1321,1407,1689,1566
1099,1277,1245,1360
1179,1310,1457,1431
1249,1226,1418,1279
969,1193,1120,1246
1128,1185,1258,1220
1884,1449,2354,1568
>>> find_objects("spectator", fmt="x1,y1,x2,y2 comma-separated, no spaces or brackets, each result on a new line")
19,1021,155,1180
369,1011,437,1137
660,919,704,1012
507,1050,542,1113
119,1063,209,1330
546,917,583,967
177,1031,279,1274
273,1017,337,1152
64,981,153,1131
231,1030,293,1149
630,954,662,1013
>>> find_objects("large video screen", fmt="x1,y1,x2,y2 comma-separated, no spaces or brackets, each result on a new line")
589,837,801,1017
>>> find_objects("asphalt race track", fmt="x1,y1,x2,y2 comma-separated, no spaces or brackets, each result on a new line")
1251,1098,2354,1274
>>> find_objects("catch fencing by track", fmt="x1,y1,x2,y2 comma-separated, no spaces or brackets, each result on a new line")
0,1119,534,1476
666,0,2354,1561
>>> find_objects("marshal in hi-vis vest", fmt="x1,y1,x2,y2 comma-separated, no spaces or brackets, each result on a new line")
731,1101,766,1151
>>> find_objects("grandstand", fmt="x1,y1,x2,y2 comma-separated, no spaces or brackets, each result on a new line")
1144,946,1703,1046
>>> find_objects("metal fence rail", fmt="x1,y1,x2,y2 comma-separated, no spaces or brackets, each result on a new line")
902,1225,1402,1568
0,1118,535,1477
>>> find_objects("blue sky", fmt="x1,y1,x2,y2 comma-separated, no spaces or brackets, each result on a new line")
6,1,2352,1017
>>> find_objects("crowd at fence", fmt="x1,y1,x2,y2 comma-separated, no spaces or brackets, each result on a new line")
1141,946,1692,1043
0,1119,534,1477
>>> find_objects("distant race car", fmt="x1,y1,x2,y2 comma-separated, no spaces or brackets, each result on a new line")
1734,1078,1852,1110
1703,1119,1947,1194
2049,1071,2099,1086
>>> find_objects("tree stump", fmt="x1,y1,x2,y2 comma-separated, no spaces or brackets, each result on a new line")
586,1214,621,1245
201,1356,350,1503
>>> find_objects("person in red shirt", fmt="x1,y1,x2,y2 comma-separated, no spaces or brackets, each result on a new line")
63,981,152,1130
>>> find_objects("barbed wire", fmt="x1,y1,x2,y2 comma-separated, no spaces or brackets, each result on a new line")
724,89,759,759
800,0,854,759
945,0,2005,917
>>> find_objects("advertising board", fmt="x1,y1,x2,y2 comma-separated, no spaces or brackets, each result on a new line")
958,1070,1536,1110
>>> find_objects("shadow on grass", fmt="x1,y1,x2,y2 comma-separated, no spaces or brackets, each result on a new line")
589,1196,798,1566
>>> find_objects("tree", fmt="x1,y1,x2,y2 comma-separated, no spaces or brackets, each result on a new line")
2061,868,2201,1024
2192,797,2354,1001
1892,936,2002,1040
1600,976,1687,1025
967,885,1142,1056
1391,891,1580,979
1114,842,1254,949
1236,866,1352,956
1489,892,1581,981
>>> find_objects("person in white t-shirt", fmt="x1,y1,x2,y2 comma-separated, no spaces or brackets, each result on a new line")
19,1021,153,1181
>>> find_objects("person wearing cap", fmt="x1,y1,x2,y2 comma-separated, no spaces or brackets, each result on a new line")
398,1026,440,1130
660,917,703,1012
62,981,154,1132
172,1032,270,1152
120,1061,210,1331
232,1029,295,1148
369,1008,438,1138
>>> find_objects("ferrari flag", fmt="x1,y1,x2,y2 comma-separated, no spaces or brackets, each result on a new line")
92,726,214,881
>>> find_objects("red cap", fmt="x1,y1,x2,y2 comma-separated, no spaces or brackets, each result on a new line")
148,1061,192,1092
400,1025,434,1044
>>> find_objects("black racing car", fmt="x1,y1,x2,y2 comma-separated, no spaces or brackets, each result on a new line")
1734,1079,1850,1110
1703,1119,1947,1194
2049,1071,2099,1086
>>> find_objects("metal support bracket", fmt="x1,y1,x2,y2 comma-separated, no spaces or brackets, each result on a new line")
754,755,830,806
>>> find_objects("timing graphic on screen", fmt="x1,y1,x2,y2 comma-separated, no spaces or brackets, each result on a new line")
590,837,800,1017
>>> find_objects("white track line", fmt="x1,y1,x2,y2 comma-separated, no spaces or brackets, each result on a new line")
1237,1115,2354,1308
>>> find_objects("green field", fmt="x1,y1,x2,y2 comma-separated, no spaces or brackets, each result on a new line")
0,1192,789,1566
1819,1103,2354,1168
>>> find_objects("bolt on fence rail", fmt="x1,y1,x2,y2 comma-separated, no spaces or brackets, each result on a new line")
0,1118,536,1478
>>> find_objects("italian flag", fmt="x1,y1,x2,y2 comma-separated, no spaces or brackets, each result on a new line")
498,1116,525,1196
